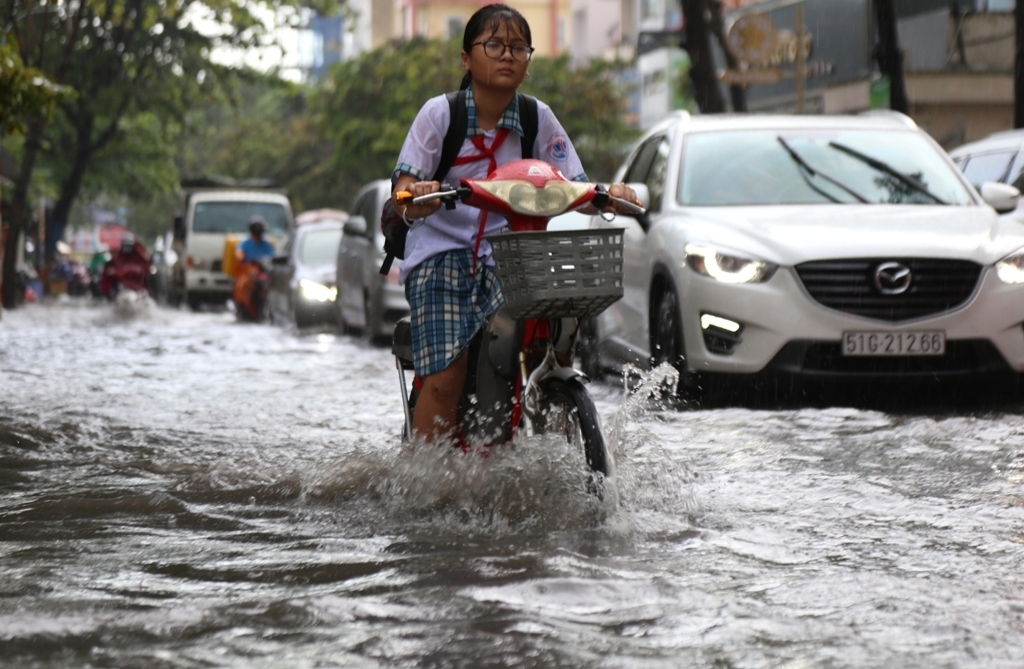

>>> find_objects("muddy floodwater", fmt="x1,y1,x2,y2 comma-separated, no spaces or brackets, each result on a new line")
2,300,1023,668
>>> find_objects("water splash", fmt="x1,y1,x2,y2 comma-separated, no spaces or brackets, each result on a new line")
601,363,704,536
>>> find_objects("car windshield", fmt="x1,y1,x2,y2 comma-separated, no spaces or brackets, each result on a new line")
678,129,975,206
193,202,291,234
299,228,342,266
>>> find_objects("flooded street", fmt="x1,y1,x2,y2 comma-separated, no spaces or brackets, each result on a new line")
2,300,1024,668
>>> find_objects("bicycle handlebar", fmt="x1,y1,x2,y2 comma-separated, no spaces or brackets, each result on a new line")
395,188,467,207
395,186,647,216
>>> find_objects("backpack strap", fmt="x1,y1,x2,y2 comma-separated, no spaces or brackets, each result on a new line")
433,90,468,183
517,92,539,160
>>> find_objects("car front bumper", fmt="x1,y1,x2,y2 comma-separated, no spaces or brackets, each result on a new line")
185,269,233,299
683,266,1024,379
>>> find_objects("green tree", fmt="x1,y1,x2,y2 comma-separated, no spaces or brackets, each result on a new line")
315,38,461,207
0,34,66,310
175,77,331,213
1,0,342,308
521,54,637,181
316,38,638,207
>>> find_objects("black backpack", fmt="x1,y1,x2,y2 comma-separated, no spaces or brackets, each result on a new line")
379,90,540,275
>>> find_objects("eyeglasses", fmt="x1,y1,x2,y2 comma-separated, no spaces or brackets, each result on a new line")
471,39,535,63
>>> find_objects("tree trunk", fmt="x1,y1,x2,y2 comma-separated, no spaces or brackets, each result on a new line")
681,0,726,114
1016,0,1024,128
48,116,95,265
873,0,909,113
2,117,46,310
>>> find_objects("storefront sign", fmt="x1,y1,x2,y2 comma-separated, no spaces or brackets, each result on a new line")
717,0,870,107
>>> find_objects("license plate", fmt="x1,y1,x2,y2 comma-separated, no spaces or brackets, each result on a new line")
842,331,946,356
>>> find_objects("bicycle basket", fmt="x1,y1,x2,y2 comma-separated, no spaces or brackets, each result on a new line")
487,228,625,319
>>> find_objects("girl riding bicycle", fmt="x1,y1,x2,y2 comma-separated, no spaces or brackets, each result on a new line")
392,3,637,446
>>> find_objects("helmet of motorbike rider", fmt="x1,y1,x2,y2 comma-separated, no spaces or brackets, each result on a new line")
120,233,136,255
248,217,266,240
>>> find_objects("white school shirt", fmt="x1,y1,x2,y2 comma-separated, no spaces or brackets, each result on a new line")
393,92,587,283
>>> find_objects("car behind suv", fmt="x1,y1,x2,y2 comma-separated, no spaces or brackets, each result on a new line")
336,180,410,342
950,129,1024,222
584,110,1022,404
267,218,343,329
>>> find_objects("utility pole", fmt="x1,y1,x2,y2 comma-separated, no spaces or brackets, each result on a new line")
681,0,726,113
873,0,909,113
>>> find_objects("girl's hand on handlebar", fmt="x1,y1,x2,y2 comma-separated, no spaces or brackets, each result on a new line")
393,177,443,220
583,182,643,217
606,183,641,214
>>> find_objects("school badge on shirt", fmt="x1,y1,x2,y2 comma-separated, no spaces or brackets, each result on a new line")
546,133,569,162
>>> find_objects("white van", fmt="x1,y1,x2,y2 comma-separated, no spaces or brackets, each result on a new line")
171,189,293,310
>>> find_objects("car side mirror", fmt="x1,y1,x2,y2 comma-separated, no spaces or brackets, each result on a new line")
173,214,185,240
343,215,367,237
981,182,1021,215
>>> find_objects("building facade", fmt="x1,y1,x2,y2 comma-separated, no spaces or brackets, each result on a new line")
395,0,572,57
710,0,1014,147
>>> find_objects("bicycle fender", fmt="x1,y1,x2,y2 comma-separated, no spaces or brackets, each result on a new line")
539,365,587,385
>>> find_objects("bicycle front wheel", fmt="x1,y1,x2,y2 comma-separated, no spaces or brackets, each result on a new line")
538,378,609,478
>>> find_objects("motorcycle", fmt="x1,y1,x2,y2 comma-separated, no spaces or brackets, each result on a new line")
392,159,644,490
234,257,270,322
100,253,151,302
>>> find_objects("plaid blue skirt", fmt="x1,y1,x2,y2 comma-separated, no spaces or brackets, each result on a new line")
405,249,504,377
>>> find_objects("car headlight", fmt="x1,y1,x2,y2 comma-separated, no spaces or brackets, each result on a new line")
299,278,337,302
996,248,1024,284
684,244,778,284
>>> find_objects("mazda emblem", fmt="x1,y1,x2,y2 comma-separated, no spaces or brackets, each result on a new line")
874,262,912,295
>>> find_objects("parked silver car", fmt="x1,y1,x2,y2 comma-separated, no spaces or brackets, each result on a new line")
584,110,1023,404
336,180,410,342
267,218,344,329
950,129,1024,222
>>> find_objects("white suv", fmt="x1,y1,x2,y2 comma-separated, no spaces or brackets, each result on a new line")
584,111,1023,403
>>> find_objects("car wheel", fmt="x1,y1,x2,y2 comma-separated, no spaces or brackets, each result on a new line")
651,288,706,406
577,316,604,381
186,292,202,312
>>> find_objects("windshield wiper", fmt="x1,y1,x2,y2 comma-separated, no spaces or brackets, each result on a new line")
828,141,947,204
777,136,868,203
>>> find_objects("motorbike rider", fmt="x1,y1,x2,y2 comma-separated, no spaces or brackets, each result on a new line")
100,233,150,300
392,3,638,446
236,216,276,264
233,216,276,318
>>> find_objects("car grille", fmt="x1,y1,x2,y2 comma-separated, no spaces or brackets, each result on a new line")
794,258,982,322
